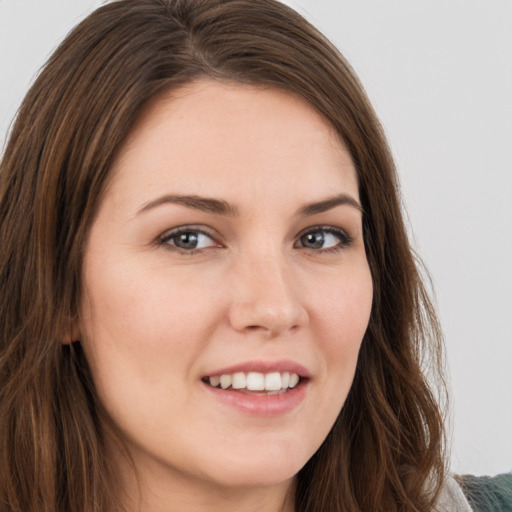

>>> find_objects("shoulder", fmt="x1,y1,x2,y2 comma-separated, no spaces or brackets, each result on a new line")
456,473,512,512
436,475,473,511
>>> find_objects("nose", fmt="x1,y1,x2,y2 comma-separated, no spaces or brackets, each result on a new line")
227,253,309,337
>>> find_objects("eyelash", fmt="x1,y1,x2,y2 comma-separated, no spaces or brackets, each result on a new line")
295,226,353,253
158,225,353,255
158,226,219,255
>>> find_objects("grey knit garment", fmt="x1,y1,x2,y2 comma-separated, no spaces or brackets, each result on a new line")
458,473,512,512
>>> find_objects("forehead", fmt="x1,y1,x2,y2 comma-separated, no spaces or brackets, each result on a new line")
107,79,359,210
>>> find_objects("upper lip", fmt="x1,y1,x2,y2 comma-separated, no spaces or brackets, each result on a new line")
204,359,311,378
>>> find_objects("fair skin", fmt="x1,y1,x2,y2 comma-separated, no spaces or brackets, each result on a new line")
78,80,373,512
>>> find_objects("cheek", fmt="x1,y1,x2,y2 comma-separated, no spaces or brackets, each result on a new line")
311,264,372,400
314,265,373,350
78,264,219,440
78,259,221,399
82,257,217,341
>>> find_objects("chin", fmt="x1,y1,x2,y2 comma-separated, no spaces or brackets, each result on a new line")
197,445,309,490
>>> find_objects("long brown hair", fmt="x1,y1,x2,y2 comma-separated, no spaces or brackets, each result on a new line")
0,0,447,510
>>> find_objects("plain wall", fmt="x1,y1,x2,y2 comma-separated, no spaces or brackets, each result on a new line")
1,0,511,477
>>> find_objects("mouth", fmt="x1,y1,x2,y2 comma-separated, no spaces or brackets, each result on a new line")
201,371,303,396
200,361,310,415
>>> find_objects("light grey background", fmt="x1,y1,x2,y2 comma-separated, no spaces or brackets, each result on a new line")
1,0,511,477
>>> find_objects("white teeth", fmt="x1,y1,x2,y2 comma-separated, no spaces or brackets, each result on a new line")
265,372,282,391
289,373,299,389
246,372,265,391
231,372,246,389
219,374,232,389
207,371,301,392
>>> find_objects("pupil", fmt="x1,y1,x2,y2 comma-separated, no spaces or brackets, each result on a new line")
176,232,198,249
303,232,324,248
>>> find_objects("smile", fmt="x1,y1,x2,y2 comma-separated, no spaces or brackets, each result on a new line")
200,361,310,416
203,371,301,394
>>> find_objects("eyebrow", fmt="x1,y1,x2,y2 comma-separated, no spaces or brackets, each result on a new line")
296,194,363,216
137,194,239,216
137,193,362,217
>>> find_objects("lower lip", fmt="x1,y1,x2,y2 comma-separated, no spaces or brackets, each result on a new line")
201,380,308,417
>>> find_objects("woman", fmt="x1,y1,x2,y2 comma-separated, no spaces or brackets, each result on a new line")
0,0,487,510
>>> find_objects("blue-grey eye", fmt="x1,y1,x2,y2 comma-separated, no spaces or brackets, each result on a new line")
298,228,350,250
163,230,216,250
300,231,325,249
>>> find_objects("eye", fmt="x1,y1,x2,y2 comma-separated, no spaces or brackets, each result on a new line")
295,227,352,252
159,227,219,252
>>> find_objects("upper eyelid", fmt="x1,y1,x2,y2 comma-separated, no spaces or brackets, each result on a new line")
297,224,348,234
158,223,350,234
159,225,219,240
296,225,352,239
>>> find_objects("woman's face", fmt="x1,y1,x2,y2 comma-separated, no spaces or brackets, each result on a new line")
79,80,373,497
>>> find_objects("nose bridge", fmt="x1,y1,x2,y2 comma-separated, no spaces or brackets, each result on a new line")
228,242,308,335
